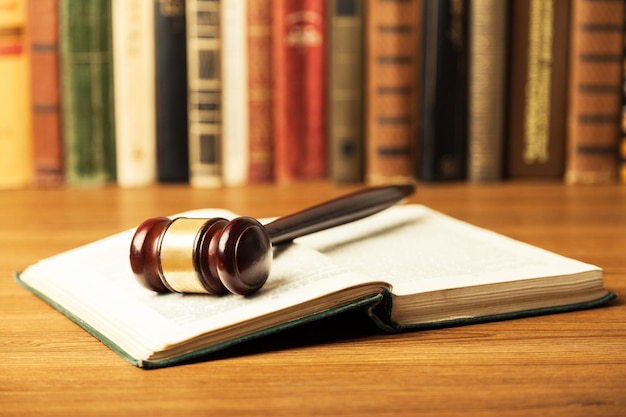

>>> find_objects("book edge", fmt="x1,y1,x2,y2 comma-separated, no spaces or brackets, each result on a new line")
14,270,383,369
368,287,617,332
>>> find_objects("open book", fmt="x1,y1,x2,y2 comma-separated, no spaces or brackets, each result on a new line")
16,205,614,368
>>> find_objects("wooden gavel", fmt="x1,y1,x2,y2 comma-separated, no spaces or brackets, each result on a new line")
130,184,415,295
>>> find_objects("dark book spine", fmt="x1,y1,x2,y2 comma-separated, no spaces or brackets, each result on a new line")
154,0,189,183
419,0,468,182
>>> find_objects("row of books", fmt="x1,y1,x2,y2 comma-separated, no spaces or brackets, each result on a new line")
1,0,625,189
414,0,626,185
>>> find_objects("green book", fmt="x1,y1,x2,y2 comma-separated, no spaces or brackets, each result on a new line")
59,0,116,185
16,205,614,368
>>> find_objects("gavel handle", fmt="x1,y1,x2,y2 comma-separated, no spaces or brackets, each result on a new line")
264,184,415,245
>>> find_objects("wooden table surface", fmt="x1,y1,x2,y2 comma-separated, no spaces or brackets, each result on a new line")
1,181,625,416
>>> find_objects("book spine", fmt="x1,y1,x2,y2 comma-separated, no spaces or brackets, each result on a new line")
0,0,32,189
419,0,468,182
59,0,116,186
154,0,189,183
247,0,273,183
328,0,364,183
507,0,569,179
619,2,626,184
272,0,327,183
565,0,624,184
27,0,62,186
365,0,420,185
221,0,248,187
112,0,156,187
467,0,507,182
186,0,222,188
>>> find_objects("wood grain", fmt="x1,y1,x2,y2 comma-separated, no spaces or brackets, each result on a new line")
1,181,625,416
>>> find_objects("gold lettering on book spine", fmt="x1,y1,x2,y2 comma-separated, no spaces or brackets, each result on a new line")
523,0,553,164
159,0,184,17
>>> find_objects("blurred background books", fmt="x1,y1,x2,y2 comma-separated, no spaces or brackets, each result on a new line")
2,0,625,189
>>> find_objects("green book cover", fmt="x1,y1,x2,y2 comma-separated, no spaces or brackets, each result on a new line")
59,0,116,185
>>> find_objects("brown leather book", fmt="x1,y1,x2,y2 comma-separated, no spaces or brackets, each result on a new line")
365,0,420,184
565,0,624,184
28,0,63,186
247,0,274,183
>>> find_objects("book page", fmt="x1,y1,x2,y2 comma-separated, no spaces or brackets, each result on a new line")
19,209,382,359
296,205,601,296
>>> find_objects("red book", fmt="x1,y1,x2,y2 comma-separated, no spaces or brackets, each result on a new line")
272,0,326,182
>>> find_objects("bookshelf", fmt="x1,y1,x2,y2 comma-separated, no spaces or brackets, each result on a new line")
2,0,626,190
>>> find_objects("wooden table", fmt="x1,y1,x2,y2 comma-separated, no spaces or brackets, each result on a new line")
1,181,625,416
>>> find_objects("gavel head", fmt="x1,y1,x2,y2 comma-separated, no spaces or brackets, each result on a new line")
130,216,273,295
